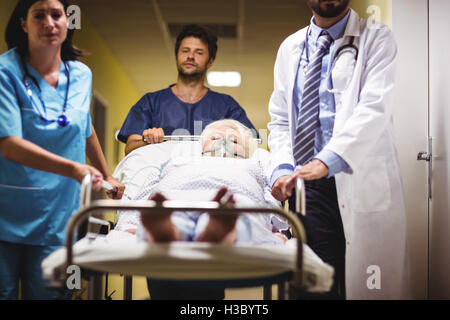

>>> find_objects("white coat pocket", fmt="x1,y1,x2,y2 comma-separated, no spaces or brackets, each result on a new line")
352,156,391,213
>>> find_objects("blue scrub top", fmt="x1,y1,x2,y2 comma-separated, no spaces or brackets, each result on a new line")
0,48,93,246
117,85,257,143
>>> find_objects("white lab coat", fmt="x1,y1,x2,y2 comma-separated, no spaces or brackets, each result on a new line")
268,9,410,299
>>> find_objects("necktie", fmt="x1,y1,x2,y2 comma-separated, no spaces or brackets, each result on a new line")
293,32,333,166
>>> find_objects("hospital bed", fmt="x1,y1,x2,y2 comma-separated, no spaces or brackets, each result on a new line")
42,138,333,300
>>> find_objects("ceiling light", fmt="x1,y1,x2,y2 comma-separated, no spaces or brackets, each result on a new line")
207,71,241,87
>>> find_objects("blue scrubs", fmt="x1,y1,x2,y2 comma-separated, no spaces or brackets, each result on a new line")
0,48,93,299
117,85,257,143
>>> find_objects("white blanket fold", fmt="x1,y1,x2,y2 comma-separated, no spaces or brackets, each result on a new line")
42,231,334,293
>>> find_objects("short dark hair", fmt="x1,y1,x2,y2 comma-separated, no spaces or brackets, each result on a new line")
174,24,218,60
5,0,84,61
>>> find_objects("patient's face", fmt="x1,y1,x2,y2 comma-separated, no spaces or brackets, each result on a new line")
202,126,246,159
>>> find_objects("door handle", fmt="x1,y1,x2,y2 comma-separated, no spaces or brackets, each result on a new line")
417,151,432,161
417,137,433,199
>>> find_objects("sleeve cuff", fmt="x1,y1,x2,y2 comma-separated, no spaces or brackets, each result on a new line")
270,164,295,188
314,149,352,177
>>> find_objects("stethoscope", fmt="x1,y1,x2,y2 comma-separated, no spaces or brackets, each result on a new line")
303,26,359,94
21,57,71,127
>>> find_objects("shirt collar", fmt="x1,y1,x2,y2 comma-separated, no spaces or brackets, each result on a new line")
309,9,351,42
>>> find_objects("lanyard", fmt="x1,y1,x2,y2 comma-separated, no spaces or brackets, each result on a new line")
21,58,71,127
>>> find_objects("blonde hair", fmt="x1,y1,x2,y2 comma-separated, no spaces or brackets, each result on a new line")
201,119,257,158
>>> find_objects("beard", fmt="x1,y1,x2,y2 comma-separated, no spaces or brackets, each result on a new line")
307,0,350,18
177,60,207,81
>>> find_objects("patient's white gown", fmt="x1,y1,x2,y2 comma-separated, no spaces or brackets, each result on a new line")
116,155,289,245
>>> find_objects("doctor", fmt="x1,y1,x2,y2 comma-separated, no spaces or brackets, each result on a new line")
0,0,124,299
268,0,409,299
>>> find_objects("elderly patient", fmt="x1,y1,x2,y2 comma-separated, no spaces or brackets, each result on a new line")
116,119,288,300
123,119,288,245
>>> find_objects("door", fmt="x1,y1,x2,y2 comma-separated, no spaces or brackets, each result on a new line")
391,0,429,299
92,94,108,153
91,94,108,201
392,0,450,299
428,0,450,299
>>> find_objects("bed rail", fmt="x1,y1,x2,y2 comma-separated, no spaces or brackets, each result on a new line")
162,135,263,145
50,174,307,298
114,131,263,145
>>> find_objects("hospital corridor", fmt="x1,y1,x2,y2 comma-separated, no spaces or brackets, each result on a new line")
0,0,450,303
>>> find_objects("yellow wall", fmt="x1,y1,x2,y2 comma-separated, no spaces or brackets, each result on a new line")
74,20,141,168
0,1,17,53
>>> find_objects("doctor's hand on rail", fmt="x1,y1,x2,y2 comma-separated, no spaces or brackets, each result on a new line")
271,159,328,201
294,159,329,181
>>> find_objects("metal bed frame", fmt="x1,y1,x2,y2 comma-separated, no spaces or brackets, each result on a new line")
114,132,263,145
161,135,263,145
49,143,308,300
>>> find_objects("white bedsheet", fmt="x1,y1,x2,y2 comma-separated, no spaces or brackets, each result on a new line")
113,142,285,245
42,230,334,293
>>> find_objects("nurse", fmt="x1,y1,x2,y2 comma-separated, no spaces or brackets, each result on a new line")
0,0,125,299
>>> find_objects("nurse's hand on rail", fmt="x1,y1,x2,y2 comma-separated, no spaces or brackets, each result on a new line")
294,159,329,181
142,128,165,144
104,176,125,199
271,175,297,202
73,163,103,191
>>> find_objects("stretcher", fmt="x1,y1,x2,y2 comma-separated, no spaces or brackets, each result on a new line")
42,139,333,300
